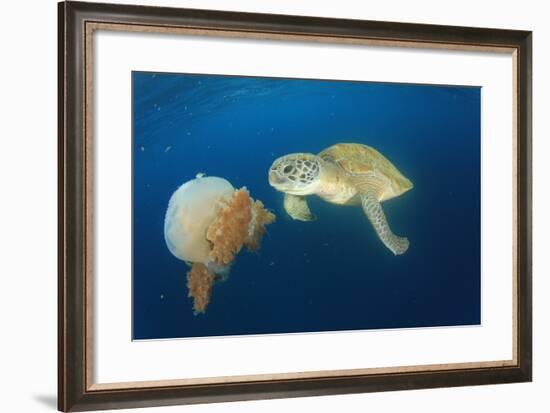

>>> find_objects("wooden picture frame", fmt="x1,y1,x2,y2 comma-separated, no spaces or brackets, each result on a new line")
58,1,532,411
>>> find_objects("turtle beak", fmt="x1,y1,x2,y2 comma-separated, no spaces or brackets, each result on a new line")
268,170,285,188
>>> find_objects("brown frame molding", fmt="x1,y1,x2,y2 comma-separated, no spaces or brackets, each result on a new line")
58,1,532,411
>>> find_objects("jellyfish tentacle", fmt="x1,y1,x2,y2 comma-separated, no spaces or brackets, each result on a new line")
187,263,215,315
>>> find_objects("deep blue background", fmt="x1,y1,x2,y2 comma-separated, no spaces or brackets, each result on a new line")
132,72,481,340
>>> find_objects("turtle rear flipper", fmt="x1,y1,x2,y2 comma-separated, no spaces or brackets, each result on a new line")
361,193,409,255
284,194,315,221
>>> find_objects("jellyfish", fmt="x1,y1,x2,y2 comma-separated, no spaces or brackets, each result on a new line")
164,175,276,314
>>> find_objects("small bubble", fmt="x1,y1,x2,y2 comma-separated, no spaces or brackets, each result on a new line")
160,294,164,299
140,146,145,152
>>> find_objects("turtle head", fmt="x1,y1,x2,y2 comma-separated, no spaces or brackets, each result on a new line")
268,153,321,195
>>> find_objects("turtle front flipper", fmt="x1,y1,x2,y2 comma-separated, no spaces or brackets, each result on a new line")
284,194,315,221
360,193,409,255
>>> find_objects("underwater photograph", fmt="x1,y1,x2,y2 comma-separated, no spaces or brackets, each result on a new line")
132,71,481,340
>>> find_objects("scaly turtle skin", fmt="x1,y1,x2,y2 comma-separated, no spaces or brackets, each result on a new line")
268,143,413,255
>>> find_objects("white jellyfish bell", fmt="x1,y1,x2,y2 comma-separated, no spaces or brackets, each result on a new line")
165,176,234,271
164,175,276,314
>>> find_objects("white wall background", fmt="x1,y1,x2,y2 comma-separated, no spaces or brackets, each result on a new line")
0,0,547,412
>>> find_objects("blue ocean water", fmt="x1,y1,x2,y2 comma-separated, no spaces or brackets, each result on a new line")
132,71,481,340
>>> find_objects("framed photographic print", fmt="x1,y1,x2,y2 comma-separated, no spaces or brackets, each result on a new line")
58,1,532,411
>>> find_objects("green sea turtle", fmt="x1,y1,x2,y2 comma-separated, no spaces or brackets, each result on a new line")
268,143,413,255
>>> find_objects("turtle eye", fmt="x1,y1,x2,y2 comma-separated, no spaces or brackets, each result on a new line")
283,165,293,174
